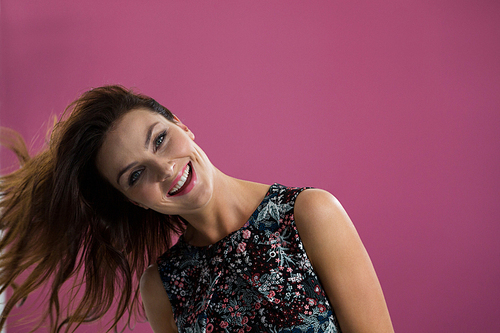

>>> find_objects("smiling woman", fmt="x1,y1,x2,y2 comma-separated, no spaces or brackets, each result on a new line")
95,109,213,216
0,85,394,333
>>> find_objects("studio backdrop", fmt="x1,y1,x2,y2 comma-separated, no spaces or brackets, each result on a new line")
1,1,499,332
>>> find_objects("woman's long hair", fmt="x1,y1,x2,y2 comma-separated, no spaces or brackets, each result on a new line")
0,85,186,332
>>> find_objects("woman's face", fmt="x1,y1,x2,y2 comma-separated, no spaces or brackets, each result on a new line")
96,108,215,216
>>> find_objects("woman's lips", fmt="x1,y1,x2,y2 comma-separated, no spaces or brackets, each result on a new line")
167,162,196,197
168,164,190,195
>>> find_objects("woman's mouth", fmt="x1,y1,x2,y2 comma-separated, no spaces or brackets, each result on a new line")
168,162,195,196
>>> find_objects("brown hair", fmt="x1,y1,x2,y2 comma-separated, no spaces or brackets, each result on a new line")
0,85,185,332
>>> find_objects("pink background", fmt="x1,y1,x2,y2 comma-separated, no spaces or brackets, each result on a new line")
1,1,499,332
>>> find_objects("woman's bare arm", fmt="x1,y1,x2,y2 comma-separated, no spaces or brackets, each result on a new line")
294,189,394,333
140,264,178,333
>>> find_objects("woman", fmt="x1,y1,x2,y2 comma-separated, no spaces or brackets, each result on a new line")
0,86,393,332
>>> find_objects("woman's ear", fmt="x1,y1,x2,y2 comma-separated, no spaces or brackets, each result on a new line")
130,200,149,210
173,115,195,140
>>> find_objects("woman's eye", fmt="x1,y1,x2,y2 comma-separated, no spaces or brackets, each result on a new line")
154,131,166,151
129,169,142,186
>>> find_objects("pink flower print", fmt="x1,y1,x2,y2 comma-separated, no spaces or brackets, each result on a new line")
314,285,321,294
255,302,261,310
238,329,245,333
242,316,249,325
237,242,246,253
274,298,280,304
207,323,214,333
242,229,251,239
318,304,326,313
306,298,317,306
287,267,292,272
268,290,275,298
220,321,229,328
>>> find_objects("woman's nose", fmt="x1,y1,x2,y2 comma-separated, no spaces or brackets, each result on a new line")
156,160,175,182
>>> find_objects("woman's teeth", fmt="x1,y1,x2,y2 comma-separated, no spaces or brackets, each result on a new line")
169,165,190,195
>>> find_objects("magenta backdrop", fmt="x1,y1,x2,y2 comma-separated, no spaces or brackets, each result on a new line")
1,1,499,332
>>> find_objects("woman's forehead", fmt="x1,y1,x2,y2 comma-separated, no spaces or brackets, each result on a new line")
95,110,157,181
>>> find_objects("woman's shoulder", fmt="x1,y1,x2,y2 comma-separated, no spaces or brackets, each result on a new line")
293,188,358,267
294,188,354,233
140,263,161,292
295,188,344,217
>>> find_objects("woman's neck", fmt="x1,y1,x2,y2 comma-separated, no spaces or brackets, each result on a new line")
180,173,270,247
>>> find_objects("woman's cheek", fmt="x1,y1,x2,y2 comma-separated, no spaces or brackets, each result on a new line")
136,186,159,207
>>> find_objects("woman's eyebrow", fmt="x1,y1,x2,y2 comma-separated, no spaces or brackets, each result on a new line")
144,122,159,149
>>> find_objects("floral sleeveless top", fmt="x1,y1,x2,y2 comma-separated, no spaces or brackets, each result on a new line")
157,183,341,333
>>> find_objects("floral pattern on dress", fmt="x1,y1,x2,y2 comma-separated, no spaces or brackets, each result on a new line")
157,183,341,333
